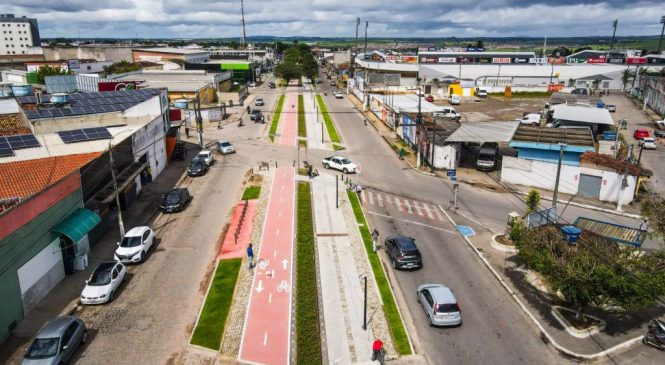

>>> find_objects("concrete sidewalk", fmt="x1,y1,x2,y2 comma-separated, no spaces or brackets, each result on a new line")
302,78,330,150
308,173,396,364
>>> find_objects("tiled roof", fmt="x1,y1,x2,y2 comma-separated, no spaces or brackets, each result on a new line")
0,113,31,136
0,152,101,200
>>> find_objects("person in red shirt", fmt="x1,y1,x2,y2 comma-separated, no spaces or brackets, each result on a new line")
372,339,385,364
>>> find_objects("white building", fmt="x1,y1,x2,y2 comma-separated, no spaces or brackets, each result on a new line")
0,14,41,56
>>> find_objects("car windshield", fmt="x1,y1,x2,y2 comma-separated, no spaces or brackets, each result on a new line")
252,110,260,114
189,160,204,168
220,142,231,147
197,152,209,158
120,235,142,247
166,192,181,204
340,158,352,164
26,337,59,358
89,267,112,286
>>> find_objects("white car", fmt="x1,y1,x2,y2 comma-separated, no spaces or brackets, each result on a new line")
195,150,214,166
248,81,256,87
114,226,155,263
334,91,344,99
640,137,657,150
322,156,358,173
80,261,126,305
450,95,461,105
216,139,235,154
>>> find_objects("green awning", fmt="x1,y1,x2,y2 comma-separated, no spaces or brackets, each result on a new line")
52,208,101,243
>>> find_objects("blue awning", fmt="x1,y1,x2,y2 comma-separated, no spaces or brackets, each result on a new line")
52,208,101,243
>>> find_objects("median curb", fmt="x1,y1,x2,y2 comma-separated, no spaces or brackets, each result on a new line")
437,205,643,361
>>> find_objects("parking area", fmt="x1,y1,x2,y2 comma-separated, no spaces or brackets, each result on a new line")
434,95,547,122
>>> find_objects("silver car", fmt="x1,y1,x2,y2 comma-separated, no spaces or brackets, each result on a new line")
22,316,87,364
417,284,462,327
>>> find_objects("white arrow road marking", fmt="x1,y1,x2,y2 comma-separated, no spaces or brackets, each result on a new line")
276,229,280,236
263,332,268,346
395,197,403,212
404,199,413,214
256,280,264,293
268,293,272,303
282,259,289,270
273,250,277,258
377,193,384,207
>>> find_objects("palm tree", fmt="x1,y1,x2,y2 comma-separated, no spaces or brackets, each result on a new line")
621,69,635,91
568,78,576,87
591,79,601,95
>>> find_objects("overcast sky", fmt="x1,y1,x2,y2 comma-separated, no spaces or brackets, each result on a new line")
5,0,665,39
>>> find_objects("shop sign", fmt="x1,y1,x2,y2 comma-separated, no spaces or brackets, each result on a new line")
627,57,647,65
492,58,511,64
438,57,456,63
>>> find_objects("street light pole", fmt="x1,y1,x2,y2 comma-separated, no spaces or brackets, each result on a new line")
657,16,665,54
109,141,125,239
361,274,368,330
552,142,567,208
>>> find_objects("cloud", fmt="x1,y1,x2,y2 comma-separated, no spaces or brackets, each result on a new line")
4,0,664,38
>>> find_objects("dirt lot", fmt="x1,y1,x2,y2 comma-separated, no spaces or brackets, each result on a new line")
434,96,548,122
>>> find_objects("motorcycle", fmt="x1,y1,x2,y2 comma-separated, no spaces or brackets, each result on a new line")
346,181,362,193
238,118,245,127
643,319,665,351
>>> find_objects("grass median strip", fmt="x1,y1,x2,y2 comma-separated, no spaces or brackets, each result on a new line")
347,191,411,355
241,185,261,200
269,94,285,142
190,258,242,350
295,181,322,364
315,94,343,150
298,94,306,138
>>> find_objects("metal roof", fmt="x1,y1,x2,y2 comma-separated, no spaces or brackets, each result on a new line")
548,92,603,107
574,216,647,248
133,47,209,55
368,93,446,113
511,125,596,147
552,105,614,125
445,121,520,143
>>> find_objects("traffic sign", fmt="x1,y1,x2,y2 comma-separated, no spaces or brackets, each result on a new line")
447,169,456,177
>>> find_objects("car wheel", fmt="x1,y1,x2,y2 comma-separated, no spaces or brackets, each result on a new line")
392,258,398,269
343,168,349,174
139,251,145,262
323,163,329,169
81,330,88,344
428,315,435,327
109,290,115,303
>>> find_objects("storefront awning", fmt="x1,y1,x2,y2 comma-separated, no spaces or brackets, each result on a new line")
52,208,101,243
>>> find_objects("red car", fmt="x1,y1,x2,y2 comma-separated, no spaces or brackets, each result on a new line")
426,95,434,102
634,129,650,139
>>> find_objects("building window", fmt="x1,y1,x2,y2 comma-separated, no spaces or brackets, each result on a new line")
21,51,25,54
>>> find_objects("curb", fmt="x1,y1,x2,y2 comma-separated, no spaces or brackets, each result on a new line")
513,190,642,219
437,205,643,361
490,234,518,253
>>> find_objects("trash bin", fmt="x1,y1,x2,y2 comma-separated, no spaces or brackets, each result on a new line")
561,226,582,244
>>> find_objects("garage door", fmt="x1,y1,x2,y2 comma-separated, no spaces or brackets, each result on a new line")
578,174,602,199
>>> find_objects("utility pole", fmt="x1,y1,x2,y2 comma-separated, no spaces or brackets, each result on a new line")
610,19,618,51
193,94,204,148
109,142,125,239
416,81,423,168
364,21,368,55
552,142,567,207
240,0,247,48
658,16,665,54
351,17,360,74
542,34,547,58
361,274,368,330
430,117,436,172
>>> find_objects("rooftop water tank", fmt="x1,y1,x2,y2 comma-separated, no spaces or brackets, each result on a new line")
51,93,70,104
173,99,189,109
10,85,32,96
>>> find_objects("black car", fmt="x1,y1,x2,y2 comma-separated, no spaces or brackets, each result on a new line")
268,81,276,89
160,188,191,213
249,109,263,121
384,235,422,270
187,159,208,177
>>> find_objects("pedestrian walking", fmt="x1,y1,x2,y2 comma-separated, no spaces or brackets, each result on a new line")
247,243,254,269
371,339,385,364
146,166,153,183
364,118,368,126
371,228,379,253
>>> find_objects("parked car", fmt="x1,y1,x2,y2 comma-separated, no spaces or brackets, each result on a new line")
334,91,344,99
80,261,127,304
433,107,461,121
655,129,665,138
195,150,214,166
268,81,276,89
114,226,155,264
606,104,616,112
384,235,422,269
22,316,87,365
449,94,461,105
187,159,208,177
476,89,488,98
250,109,263,121
640,137,657,150
417,284,462,327
426,95,434,102
634,129,650,140
255,97,264,106
160,188,191,213
322,156,358,173
517,113,542,126
216,139,235,154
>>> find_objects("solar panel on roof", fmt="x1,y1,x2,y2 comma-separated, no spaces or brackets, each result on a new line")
60,108,73,116
93,106,106,113
82,106,96,114
51,109,64,117
58,127,112,144
24,110,40,119
38,110,53,118
71,107,86,115
6,134,40,149
16,96,33,104
0,138,15,157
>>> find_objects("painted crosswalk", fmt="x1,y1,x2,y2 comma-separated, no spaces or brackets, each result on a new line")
361,190,445,222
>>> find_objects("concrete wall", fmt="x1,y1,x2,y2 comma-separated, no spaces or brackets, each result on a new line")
433,143,459,170
0,175,82,342
501,156,636,203
132,115,167,191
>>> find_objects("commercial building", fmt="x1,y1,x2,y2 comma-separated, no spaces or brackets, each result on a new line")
208,47,273,63
111,70,231,103
43,44,134,63
632,74,665,117
0,14,41,57
132,47,210,64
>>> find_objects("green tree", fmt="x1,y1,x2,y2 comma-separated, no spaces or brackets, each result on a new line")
274,61,302,82
514,225,665,319
642,194,665,244
621,69,635,91
36,65,73,83
525,190,541,214
476,39,484,49
103,60,141,75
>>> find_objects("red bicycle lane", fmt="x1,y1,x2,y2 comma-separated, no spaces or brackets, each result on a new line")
278,92,297,147
238,166,295,365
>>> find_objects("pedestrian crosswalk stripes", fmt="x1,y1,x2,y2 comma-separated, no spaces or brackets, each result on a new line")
360,190,444,222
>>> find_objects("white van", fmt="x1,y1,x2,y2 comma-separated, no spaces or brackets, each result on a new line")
517,113,542,126
477,89,488,98
450,95,461,105
433,107,460,120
